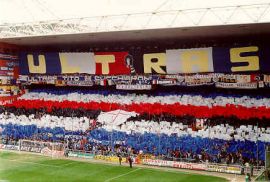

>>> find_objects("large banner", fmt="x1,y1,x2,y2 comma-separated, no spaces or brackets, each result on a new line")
18,73,265,90
207,164,242,174
19,46,270,75
142,159,206,171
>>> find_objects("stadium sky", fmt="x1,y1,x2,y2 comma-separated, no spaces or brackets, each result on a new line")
0,0,270,24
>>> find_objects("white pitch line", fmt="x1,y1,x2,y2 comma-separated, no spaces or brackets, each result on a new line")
104,168,141,182
59,161,77,167
0,158,60,168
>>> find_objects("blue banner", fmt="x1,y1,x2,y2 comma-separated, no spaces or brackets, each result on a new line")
19,46,270,75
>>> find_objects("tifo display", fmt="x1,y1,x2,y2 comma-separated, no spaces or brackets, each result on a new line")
1,87,269,170
2,2,270,181
0,43,269,180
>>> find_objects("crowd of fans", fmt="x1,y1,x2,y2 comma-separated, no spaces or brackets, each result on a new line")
19,88,270,108
0,86,270,167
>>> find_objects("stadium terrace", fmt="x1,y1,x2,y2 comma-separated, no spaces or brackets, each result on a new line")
1,1,270,181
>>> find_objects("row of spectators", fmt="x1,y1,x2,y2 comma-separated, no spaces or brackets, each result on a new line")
1,135,265,167
8,87,270,120
64,136,265,166
0,106,100,119
2,105,270,128
19,89,270,108
0,109,269,164
2,108,270,142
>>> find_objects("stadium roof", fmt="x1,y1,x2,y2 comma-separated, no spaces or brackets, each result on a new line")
1,0,270,46
1,23,269,47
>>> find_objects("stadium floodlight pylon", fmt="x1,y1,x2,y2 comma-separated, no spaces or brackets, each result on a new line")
1,3,270,38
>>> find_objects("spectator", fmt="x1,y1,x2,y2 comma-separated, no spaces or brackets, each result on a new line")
128,155,133,168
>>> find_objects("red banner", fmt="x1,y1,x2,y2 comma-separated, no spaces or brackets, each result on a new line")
95,52,131,75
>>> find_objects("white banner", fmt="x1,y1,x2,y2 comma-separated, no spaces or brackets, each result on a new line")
142,159,206,171
0,144,19,150
166,48,214,74
207,164,242,174
59,52,96,74
215,82,257,89
116,84,152,90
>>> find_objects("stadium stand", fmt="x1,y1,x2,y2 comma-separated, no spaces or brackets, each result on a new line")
2,2,270,180
1,87,269,167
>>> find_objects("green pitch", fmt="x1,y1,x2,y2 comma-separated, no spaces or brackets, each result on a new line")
0,151,227,182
